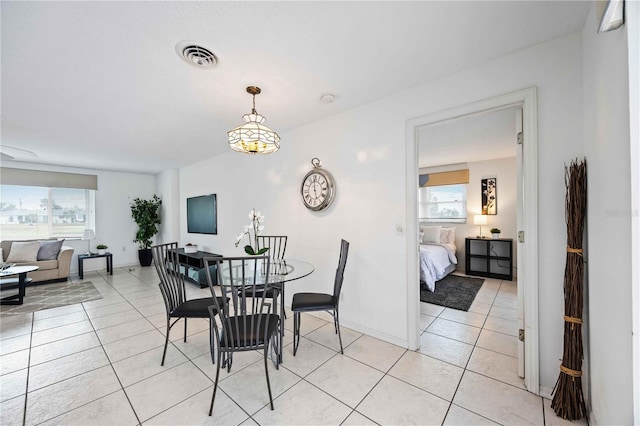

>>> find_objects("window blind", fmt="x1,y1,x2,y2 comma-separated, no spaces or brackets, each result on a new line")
0,167,98,190
419,169,469,187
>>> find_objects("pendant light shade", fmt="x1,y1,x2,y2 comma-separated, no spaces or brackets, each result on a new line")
228,86,280,154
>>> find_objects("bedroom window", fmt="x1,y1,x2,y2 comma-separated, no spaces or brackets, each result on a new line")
419,184,467,223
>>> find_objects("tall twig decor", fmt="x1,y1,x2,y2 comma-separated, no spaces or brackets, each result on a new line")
551,158,587,420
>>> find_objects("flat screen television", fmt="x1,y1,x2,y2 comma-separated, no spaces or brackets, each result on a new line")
187,194,217,234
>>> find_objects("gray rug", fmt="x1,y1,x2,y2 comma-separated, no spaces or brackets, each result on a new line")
0,281,102,316
420,274,484,311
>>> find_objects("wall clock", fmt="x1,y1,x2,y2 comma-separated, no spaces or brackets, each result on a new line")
300,158,336,211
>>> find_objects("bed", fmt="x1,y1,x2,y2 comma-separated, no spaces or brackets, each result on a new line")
419,226,458,292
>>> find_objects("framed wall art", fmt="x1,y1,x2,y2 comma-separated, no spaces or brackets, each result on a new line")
481,177,497,215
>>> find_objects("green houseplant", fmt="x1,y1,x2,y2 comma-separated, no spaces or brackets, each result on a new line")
96,244,108,255
130,195,162,266
490,227,501,239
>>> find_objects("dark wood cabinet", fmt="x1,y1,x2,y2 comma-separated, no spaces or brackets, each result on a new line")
465,238,513,281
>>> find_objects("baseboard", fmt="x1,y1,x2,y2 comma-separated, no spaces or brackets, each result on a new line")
304,310,409,348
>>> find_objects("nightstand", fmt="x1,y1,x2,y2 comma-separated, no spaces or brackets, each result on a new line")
465,237,513,280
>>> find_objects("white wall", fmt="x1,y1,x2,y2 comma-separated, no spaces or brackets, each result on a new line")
178,31,584,385
583,3,633,424
155,168,180,244
2,162,156,273
419,157,517,274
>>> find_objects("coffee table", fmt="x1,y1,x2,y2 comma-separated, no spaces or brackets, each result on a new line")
0,265,39,305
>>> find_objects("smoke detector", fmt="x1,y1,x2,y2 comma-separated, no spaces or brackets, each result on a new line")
320,93,336,104
175,41,219,69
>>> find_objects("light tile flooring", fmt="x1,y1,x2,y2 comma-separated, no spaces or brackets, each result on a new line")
0,268,586,425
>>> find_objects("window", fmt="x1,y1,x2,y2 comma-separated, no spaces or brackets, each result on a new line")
419,184,467,223
0,185,95,240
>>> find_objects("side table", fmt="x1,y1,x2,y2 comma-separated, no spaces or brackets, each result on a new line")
78,252,113,280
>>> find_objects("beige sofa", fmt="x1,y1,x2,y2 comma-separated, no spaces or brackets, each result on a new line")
1,239,74,283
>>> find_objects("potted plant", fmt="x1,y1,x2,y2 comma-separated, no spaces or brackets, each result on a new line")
130,195,162,266
490,228,501,239
235,208,269,255
184,243,198,253
96,244,108,255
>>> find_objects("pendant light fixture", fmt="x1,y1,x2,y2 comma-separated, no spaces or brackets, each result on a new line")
228,86,280,154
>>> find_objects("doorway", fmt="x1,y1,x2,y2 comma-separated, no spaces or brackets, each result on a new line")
405,87,540,394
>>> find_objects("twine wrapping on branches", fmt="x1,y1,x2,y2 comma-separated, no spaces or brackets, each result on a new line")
551,158,588,421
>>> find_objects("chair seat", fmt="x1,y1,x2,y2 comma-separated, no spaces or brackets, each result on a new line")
291,292,335,311
220,314,280,347
170,296,225,318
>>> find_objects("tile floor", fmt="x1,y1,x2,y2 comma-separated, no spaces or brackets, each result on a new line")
0,268,587,425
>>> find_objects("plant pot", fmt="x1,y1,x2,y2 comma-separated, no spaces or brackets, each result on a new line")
138,248,153,266
97,249,106,255
492,233,501,239
184,245,198,254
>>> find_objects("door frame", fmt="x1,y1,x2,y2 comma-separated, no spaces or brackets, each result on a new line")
405,86,540,394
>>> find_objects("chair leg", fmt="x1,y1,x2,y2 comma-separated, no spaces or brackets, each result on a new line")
161,318,171,366
208,349,222,416
293,311,301,356
209,317,215,365
184,318,188,342
263,345,274,410
335,308,343,354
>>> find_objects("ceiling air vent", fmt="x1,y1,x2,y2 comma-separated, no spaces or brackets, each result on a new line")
175,41,219,69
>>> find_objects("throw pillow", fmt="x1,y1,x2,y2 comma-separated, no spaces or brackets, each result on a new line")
440,227,456,244
421,226,441,244
38,239,64,261
6,241,41,263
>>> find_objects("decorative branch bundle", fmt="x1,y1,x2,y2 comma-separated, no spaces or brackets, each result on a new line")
551,158,587,420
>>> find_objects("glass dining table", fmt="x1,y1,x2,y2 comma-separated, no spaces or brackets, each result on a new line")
216,258,314,363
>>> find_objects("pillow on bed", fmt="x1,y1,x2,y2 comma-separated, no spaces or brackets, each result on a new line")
440,227,456,244
421,226,441,244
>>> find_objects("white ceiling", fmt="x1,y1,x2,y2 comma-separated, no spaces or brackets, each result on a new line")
1,1,589,174
418,106,519,168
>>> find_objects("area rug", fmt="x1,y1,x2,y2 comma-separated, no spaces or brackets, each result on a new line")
0,281,102,316
420,274,484,311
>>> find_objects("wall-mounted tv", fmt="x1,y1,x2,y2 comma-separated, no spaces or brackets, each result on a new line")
187,194,217,234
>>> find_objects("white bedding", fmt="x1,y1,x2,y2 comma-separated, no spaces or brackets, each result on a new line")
420,243,457,292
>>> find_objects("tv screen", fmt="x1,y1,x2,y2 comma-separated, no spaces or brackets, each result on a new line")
187,194,217,234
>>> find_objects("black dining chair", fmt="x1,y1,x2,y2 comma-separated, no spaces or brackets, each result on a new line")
256,235,287,315
151,242,226,366
291,239,349,355
203,255,281,415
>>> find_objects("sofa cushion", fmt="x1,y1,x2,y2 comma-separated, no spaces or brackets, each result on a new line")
38,239,64,261
15,259,58,271
6,241,41,262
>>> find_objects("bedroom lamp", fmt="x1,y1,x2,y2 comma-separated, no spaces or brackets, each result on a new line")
474,215,487,238
228,86,280,155
82,229,95,255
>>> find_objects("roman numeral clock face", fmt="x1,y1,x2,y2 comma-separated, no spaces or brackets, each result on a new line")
300,164,336,211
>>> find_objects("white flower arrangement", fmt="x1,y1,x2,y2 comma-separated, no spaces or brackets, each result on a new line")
235,208,269,255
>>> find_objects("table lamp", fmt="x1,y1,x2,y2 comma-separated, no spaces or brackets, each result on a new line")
474,215,487,238
82,229,95,255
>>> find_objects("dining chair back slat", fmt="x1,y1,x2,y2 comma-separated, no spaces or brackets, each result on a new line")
152,242,185,312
